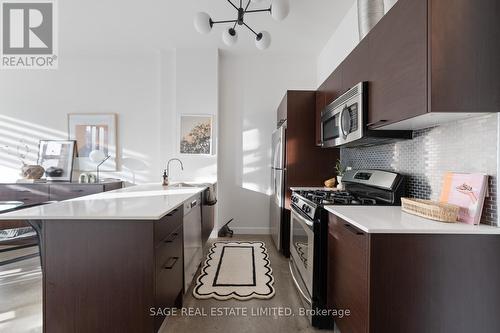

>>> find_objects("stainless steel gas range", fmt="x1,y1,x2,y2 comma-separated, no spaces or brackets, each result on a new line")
289,169,406,328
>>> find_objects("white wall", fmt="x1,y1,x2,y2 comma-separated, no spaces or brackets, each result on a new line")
160,48,219,183
0,48,219,185
0,53,162,183
317,1,359,86
218,53,317,234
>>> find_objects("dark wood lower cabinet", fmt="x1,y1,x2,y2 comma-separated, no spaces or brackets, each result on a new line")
43,207,184,333
328,213,500,333
328,215,369,333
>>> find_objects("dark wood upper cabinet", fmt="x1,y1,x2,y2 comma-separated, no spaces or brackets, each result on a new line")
368,0,427,128
280,91,339,207
430,0,500,113
316,0,500,133
320,67,343,106
341,37,371,92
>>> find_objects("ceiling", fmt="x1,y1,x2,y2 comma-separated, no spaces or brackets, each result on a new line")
59,0,355,56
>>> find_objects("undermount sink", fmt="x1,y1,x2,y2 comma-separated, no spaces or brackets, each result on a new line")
167,182,199,189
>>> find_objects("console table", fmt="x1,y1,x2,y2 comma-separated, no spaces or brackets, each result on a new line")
0,180,123,205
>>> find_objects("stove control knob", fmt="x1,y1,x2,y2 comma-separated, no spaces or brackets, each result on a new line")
306,206,311,213
302,204,307,211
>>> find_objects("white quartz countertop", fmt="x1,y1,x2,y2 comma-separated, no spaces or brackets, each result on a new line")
0,183,211,221
325,206,500,234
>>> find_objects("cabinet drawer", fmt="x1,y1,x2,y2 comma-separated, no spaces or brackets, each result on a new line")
328,214,369,333
155,225,183,330
0,185,17,201
49,184,103,201
155,225,183,276
154,206,182,246
0,184,49,204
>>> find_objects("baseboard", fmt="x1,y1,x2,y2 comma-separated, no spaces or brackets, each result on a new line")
230,227,271,235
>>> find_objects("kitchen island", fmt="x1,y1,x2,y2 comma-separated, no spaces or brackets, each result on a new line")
0,183,213,333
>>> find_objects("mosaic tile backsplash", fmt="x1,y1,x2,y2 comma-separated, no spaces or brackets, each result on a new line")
341,114,498,225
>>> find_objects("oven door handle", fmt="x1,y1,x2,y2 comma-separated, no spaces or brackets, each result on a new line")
291,208,314,228
289,260,312,305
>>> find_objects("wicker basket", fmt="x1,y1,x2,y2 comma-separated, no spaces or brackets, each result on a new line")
401,198,460,223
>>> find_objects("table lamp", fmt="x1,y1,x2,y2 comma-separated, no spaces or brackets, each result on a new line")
89,150,110,183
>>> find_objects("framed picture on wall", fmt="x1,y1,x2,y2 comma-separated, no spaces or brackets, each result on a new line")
37,140,76,182
68,113,117,171
180,115,214,155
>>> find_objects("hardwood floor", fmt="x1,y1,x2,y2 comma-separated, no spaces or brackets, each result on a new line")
0,236,334,333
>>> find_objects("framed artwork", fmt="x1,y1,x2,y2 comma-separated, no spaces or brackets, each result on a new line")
180,115,214,155
68,113,117,171
37,140,76,182
440,172,489,225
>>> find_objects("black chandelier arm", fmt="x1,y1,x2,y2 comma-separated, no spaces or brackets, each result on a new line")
242,22,259,37
211,19,239,26
245,7,271,14
226,0,239,11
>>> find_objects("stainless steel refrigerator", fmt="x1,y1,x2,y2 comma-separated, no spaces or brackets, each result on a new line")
270,124,289,256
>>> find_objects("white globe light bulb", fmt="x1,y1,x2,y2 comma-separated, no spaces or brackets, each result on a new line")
89,150,106,163
255,31,271,50
222,28,238,46
194,12,212,34
271,0,290,21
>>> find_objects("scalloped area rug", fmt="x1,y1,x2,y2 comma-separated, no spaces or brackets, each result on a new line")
193,241,275,300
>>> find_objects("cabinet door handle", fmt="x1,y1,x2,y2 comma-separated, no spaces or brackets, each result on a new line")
344,223,364,235
167,209,178,216
366,119,388,129
191,200,198,208
72,189,84,193
163,257,179,270
163,233,179,243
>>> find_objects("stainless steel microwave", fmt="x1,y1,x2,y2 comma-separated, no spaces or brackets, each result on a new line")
320,82,412,148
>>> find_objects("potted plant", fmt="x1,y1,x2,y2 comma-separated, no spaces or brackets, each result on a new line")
335,159,346,189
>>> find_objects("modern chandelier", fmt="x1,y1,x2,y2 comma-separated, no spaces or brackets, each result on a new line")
194,0,290,50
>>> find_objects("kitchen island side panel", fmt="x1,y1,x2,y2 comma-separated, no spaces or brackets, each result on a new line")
43,219,155,333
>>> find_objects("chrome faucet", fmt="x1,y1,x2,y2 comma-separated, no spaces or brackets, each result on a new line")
163,158,184,186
